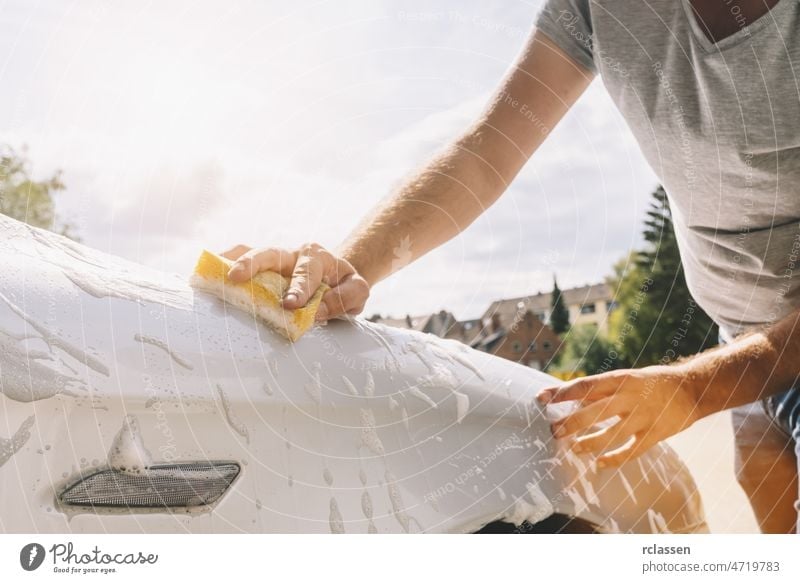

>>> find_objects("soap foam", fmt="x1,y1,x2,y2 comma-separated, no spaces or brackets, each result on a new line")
0,416,35,468
107,415,153,474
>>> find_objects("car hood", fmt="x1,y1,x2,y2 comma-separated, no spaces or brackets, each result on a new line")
0,215,706,533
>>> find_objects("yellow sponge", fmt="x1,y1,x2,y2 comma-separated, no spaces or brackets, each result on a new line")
189,249,327,342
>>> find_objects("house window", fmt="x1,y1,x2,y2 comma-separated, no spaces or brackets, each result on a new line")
512,341,523,353
528,341,537,353
535,312,546,322
542,340,552,350
580,304,596,314
606,300,618,312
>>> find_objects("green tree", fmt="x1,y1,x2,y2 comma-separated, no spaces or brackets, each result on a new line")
549,276,570,335
0,145,76,238
550,324,618,376
607,186,717,367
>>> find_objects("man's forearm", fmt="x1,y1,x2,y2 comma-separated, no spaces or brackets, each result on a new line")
681,309,800,418
337,126,508,287
337,31,594,288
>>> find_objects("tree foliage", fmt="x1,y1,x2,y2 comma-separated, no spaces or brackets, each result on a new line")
550,324,617,376
549,276,570,335
607,186,717,367
0,145,76,238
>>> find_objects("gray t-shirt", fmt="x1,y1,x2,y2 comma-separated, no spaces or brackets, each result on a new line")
536,0,800,339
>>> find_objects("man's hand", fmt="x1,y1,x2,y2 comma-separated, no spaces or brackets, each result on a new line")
536,366,701,468
221,243,370,322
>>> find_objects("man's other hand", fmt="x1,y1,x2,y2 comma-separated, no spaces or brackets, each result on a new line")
537,366,701,467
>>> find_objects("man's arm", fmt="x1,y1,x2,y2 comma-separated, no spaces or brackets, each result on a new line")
339,31,594,288
224,30,594,320
537,308,800,467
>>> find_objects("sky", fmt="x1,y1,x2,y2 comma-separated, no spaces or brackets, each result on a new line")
0,0,658,320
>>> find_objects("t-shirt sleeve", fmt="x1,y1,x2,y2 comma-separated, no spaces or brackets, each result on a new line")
535,0,596,74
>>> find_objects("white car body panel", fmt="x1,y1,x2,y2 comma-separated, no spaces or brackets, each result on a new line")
0,216,706,533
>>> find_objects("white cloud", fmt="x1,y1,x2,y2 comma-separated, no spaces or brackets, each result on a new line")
0,0,658,320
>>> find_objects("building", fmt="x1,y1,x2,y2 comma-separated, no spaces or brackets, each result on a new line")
482,282,616,333
368,282,611,371
369,310,461,338
370,309,562,371
469,310,561,370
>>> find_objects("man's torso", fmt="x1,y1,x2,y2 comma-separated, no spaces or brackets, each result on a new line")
538,0,800,337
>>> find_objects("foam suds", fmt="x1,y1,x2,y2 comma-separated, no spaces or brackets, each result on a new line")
352,320,403,371
637,458,651,484
401,407,410,431
605,517,621,534
0,415,35,468
564,449,599,506
407,340,434,372
647,508,670,534
524,482,554,524
565,487,588,515
304,365,323,404
0,291,109,377
429,342,486,380
27,225,192,310
505,498,538,526
360,409,385,455
134,333,194,370
618,472,637,503
364,371,375,397
215,384,250,444
107,415,153,473
0,329,85,402
385,471,412,533
329,498,345,534
361,491,378,534
455,392,469,423
418,362,459,391
449,351,485,381
341,376,359,397
580,478,599,507
407,386,437,409
653,457,670,486
361,490,374,518
63,259,189,310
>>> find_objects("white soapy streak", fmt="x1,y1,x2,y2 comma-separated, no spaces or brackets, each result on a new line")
0,291,110,376
134,333,194,370
328,498,345,534
214,384,250,444
0,415,35,468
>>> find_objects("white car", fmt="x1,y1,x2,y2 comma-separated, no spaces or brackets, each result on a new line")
0,215,706,533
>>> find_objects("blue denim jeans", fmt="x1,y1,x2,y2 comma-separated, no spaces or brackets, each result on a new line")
763,391,800,532
764,389,800,445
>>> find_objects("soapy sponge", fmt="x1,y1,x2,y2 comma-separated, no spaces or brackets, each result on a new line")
190,249,327,342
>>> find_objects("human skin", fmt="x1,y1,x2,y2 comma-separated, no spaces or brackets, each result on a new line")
224,1,797,466
537,310,800,466
224,31,592,318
